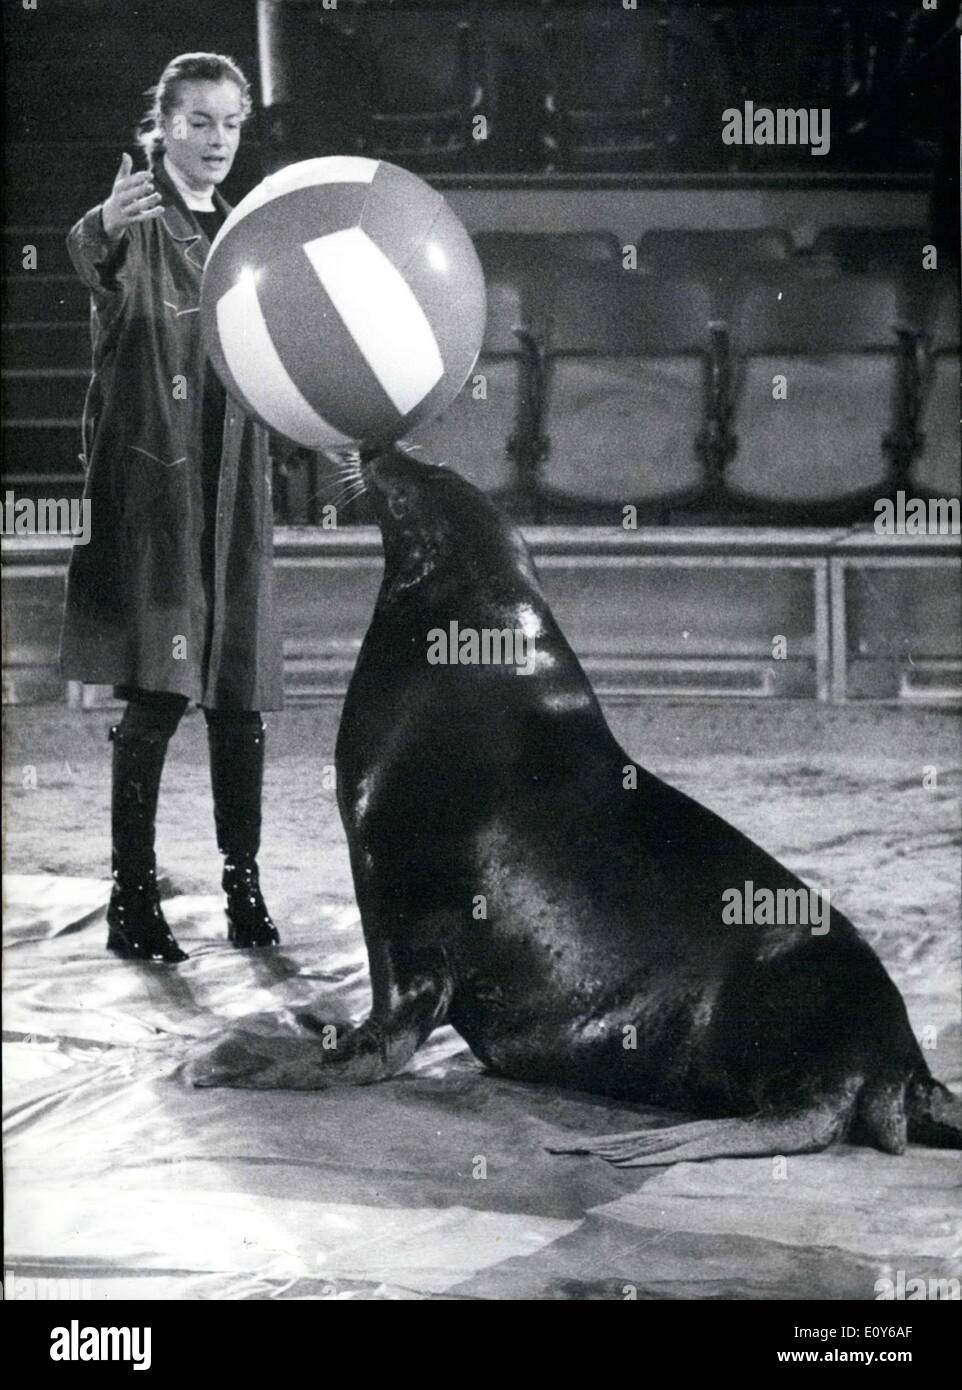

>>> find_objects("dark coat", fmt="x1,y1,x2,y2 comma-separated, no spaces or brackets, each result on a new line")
59,160,285,710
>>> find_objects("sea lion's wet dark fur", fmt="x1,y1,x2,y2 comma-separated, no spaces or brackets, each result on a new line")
191,451,962,1166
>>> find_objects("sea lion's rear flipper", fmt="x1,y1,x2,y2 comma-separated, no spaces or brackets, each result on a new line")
546,1097,853,1167
907,1076,962,1149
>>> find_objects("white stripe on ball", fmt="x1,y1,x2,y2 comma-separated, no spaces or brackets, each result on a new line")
303,227,444,416
209,156,379,259
216,271,354,449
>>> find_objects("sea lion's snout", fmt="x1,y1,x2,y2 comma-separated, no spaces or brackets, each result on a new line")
362,448,543,603
362,449,459,533
361,450,424,521
360,449,455,596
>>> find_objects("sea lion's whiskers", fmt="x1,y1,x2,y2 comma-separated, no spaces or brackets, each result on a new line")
328,478,368,512
308,477,367,514
309,463,366,510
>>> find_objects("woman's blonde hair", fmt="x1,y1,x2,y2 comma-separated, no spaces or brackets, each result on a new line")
137,52,252,161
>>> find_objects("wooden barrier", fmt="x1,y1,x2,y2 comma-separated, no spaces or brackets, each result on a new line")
2,527,959,706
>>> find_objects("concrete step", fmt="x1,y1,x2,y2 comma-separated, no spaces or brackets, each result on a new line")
1,472,86,506
2,421,83,474
2,323,90,370
3,276,89,322
2,370,88,419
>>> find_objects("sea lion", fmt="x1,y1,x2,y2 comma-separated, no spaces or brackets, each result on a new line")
189,449,962,1167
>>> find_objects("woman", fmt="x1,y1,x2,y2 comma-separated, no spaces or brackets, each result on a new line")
61,53,284,962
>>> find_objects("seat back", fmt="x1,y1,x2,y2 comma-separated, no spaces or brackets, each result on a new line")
811,227,932,275
734,269,898,354
547,262,713,355
473,231,622,332
540,267,714,503
636,228,794,319
730,271,901,502
353,7,480,171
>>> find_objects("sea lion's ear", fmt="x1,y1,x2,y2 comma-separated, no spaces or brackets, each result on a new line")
388,490,410,521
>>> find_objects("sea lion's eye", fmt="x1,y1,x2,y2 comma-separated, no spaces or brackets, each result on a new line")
388,491,409,520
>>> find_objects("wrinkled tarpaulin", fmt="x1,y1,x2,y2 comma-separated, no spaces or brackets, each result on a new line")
4,872,960,1300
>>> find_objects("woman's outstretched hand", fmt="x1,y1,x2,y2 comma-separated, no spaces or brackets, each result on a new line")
100,153,164,239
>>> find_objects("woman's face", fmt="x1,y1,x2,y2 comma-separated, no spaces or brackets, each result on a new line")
162,78,244,190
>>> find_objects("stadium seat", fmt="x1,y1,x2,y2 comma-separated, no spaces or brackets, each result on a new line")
357,8,480,173
541,1,729,173
537,263,716,506
728,270,902,507
541,5,662,172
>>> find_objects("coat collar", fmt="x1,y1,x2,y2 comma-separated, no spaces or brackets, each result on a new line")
151,158,232,248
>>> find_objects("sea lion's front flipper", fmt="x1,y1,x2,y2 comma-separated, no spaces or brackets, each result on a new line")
185,944,454,1091
547,1096,854,1167
185,1019,396,1090
906,1076,962,1149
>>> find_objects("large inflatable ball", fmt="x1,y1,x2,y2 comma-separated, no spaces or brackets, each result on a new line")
200,157,486,450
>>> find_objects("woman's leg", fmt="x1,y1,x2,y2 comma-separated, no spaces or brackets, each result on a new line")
107,690,189,963
204,708,281,948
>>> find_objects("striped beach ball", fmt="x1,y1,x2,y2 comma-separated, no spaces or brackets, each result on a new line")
200,157,486,450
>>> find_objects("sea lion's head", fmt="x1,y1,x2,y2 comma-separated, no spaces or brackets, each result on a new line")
361,448,541,610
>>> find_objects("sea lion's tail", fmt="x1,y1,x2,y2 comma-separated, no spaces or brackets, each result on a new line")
906,1074,962,1149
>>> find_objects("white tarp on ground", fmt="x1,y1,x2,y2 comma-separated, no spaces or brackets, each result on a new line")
4,872,960,1300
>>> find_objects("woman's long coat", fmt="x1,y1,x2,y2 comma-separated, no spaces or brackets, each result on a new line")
59,159,284,710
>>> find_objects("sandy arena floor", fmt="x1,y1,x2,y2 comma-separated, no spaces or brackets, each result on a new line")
3,700,961,1299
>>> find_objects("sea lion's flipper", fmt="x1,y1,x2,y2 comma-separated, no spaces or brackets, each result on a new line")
185,1019,402,1090
185,949,454,1090
546,1098,853,1167
907,1076,962,1149
855,1078,908,1154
